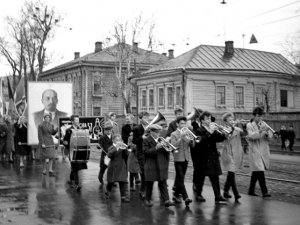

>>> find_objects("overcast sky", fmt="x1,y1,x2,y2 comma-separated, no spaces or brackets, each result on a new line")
0,0,299,76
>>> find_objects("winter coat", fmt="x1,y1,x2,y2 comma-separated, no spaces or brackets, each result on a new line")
193,126,225,177
221,127,244,172
143,135,170,181
246,121,273,171
127,142,141,173
15,124,30,156
121,123,136,144
5,121,15,153
98,134,113,168
107,145,128,183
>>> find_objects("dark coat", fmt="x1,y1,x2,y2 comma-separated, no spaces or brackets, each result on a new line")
15,124,29,156
167,119,177,137
287,130,295,141
107,145,128,183
99,134,113,167
121,123,136,144
193,125,225,177
132,124,145,168
143,135,170,181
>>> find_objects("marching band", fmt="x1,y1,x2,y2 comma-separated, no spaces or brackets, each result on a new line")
0,105,276,207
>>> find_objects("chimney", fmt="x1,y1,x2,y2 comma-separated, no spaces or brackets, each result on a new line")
95,41,102,53
132,42,138,52
74,52,80,59
224,41,234,56
168,49,174,59
162,53,167,56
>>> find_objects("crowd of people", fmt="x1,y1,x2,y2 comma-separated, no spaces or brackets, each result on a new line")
0,105,295,208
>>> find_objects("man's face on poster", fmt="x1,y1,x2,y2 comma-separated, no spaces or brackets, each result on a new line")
42,90,58,112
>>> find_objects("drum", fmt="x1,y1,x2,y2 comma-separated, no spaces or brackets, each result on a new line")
70,129,90,162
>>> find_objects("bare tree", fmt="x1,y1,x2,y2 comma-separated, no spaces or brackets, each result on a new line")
0,0,61,87
279,31,300,64
102,15,157,114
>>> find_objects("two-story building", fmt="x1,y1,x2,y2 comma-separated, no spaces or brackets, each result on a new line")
39,42,168,117
131,41,300,125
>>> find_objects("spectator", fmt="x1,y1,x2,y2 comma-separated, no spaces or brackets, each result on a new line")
287,125,296,151
121,114,136,144
278,125,288,151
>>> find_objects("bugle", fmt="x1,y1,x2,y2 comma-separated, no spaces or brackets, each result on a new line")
211,122,232,134
157,137,178,153
180,127,200,142
117,142,128,149
233,119,251,125
258,121,275,134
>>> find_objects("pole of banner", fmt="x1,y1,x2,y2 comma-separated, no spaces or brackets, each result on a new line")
0,77,3,116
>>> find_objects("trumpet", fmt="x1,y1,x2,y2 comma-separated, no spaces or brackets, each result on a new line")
180,127,200,142
211,123,232,134
258,121,275,134
157,137,178,153
232,119,251,125
117,142,129,149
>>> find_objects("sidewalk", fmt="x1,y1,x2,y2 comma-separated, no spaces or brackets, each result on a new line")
1,158,300,225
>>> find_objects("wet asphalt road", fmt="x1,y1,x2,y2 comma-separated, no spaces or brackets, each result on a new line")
1,158,300,225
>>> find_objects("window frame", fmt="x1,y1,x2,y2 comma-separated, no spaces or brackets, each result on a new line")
216,85,226,107
167,86,174,109
235,85,245,107
92,104,102,116
148,88,154,111
158,87,165,109
92,72,103,97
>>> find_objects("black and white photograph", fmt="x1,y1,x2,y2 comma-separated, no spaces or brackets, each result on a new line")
0,0,300,225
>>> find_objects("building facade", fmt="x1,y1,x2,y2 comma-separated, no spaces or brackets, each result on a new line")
39,42,168,117
131,41,300,123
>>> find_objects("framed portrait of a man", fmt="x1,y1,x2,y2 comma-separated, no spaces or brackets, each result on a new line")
28,82,73,145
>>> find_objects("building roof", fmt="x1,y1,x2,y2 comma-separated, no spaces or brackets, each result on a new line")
143,45,300,76
41,43,168,76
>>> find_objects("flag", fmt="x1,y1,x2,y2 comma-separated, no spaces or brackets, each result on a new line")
14,77,27,117
249,34,258,44
6,77,16,115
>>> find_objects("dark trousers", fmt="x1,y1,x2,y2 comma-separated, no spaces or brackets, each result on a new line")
194,174,205,196
289,139,294,151
139,167,145,192
98,165,107,182
195,175,221,198
129,173,140,187
174,161,189,199
70,170,79,185
224,171,239,196
190,148,197,186
107,181,128,197
281,138,286,150
248,171,268,194
146,180,169,202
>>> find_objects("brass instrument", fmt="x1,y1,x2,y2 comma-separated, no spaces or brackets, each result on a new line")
117,142,129,149
187,107,203,121
211,122,232,134
258,121,275,134
145,111,166,130
233,119,251,125
157,137,178,153
180,127,200,142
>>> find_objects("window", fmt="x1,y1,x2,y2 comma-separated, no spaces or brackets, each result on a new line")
175,86,182,106
280,90,287,107
235,86,244,106
93,73,103,96
167,87,174,109
216,86,226,105
141,90,147,108
255,87,264,106
149,89,154,110
158,87,164,107
93,106,101,116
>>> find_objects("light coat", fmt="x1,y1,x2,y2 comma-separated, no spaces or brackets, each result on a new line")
170,129,194,162
221,127,244,172
246,121,273,171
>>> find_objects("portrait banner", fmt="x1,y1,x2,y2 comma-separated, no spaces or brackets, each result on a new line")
58,116,105,145
28,82,73,145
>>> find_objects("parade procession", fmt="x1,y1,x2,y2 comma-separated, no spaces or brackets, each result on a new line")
1,0,300,225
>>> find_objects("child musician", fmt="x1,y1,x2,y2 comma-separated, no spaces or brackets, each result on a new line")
221,112,243,202
143,124,174,207
170,116,194,206
105,134,130,203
